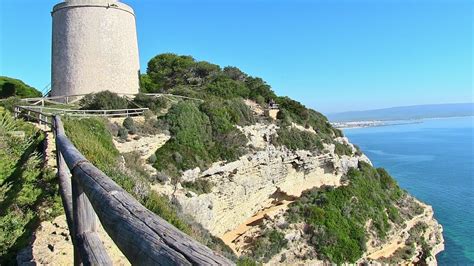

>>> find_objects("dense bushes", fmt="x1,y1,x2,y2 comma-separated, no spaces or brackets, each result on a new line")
63,117,119,168
272,127,323,152
334,142,353,156
285,162,405,263
276,97,337,142
79,91,129,110
147,54,198,90
154,100,249,178
206,76,250,99
247,229,288,263
144,53,277,105
0,76,42,99
0,96,21,112
79,91,169,116
63,117,235,260
132,93,168,113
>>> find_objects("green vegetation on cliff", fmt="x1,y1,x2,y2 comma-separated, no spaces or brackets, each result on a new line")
140,53,341,178
285,162,404,263
63,117,235,260
153,100,251,178
241,162,407,264
0,110,61,264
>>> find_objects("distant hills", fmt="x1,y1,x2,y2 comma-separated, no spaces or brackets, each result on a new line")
0,76,41,99
327,103,474,122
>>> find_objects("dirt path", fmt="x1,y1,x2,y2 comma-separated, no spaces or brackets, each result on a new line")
367,207,428,260
17,215,129,265
221,200,292,254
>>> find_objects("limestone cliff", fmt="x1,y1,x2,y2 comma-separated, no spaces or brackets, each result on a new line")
153,124,366,236
16,117,444,265
150,121,443,264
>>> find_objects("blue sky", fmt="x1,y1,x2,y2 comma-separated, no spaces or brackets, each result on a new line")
0,0,472,113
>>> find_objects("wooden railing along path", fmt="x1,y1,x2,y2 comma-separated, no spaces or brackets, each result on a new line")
17,111,233,265
14,105,149,120
18,93,204,106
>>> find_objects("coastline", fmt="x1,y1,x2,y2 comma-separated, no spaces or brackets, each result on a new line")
331,115,474,129
343,116,474,264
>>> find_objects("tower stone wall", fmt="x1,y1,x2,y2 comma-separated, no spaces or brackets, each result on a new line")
51,0,140,97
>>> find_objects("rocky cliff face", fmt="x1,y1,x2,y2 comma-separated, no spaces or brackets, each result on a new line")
19,118,444,265
152,122,444,264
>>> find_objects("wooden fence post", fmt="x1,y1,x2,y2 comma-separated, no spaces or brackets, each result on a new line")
72,177,112,265
54,115,112,265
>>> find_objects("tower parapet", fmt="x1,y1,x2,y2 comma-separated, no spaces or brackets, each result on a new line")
51,0,140,97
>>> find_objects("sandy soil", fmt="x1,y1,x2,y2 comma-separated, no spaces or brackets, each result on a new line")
17,215,129,265
366,203,429,260
221,200,292,254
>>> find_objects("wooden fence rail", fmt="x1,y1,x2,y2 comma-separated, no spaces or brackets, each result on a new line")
53,115,233,265
15,110,233,265
16,92,204,106
15,106,148,118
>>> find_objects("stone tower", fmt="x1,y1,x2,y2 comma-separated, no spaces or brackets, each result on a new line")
51,0,140,97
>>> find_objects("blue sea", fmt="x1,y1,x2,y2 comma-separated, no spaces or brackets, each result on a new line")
343,116,474,265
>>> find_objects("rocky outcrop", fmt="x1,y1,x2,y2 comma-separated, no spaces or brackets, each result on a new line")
153,123,371,238
250,197,444,266
362,199,444,265
152,122,443,265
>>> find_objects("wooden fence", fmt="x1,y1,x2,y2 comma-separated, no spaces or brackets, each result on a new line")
14,106,148,119
18,93,204,106
17,111,233,265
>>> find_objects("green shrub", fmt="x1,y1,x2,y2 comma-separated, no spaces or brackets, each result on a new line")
154,99,249,178
143,191,193,234
353,144,363,156
123,117,134,130
246,77,276,103
63,117,234,260
273,127,323,152
122,152,148,178
128,125,138,135
334,142,353,156
286,162,405,263
63,117,119,168
206,76,250,99
118,127,128,140
133,93,168,113
247,229,288,263
0,111,61,264
148,153,157,164
79,91,129,110
0,96,21,112
147,53,196,90
139,74,156,93
223,66,247,81
275,97,337,142
154,102,213,177
236,257,260,266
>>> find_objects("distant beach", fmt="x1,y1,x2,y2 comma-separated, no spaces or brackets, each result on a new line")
332,115,474,129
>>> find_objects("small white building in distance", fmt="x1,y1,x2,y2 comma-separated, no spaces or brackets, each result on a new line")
51,0,140,97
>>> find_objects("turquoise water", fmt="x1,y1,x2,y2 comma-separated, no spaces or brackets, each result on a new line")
344,116,474,265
